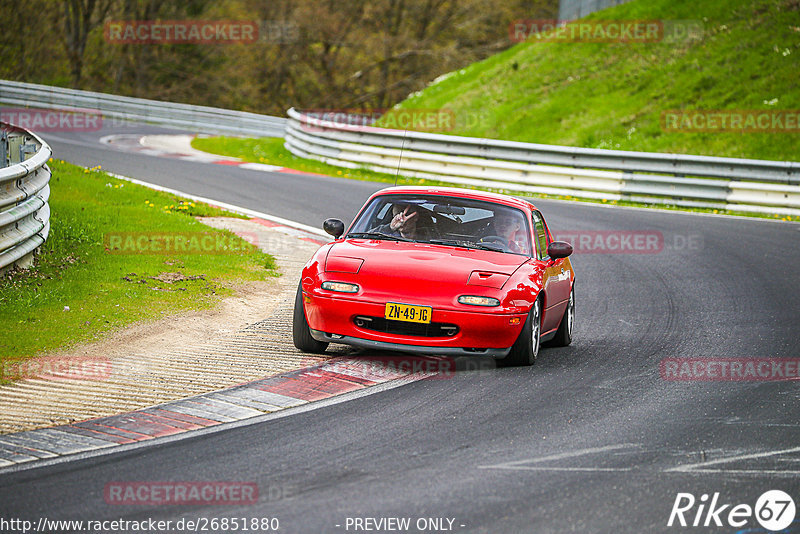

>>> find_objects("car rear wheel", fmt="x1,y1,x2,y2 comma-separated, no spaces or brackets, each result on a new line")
549,286,574,347
498,299,540,367
292,283,329,353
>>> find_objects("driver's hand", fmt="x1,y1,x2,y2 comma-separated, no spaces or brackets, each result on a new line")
390,207,418,232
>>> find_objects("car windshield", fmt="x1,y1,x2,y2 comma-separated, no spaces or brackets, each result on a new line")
347,194,532,256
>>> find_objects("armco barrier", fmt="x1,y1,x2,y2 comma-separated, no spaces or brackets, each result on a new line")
0,123,51,272
0,80,286,137
285,108,800,217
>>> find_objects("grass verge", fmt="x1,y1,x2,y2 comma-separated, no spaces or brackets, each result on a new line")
191,136,800,222
388,0,800,162
0,159,278,377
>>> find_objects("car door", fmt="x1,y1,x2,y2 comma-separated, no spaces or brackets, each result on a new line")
532,210,570,332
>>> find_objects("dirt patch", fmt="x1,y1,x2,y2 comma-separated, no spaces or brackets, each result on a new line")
0,217,329,434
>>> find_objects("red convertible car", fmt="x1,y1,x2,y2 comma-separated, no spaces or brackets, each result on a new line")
293,186,575,366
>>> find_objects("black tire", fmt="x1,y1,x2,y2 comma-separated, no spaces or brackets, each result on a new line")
292,283,329,353
498,299,541,367
549,286,574,347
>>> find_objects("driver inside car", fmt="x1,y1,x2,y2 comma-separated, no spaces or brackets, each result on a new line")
485,212,525,253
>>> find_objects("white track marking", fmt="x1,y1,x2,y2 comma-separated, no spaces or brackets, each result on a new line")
106,172,330,238
676,469,800,476
478,443,639,471
667,445,800,473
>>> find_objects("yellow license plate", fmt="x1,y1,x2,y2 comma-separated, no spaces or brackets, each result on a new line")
385,302,432,324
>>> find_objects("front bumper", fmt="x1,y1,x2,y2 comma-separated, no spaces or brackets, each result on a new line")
304,291,525,355
309,329,512,358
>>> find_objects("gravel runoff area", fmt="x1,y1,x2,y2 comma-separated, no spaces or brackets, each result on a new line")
0,217,344,434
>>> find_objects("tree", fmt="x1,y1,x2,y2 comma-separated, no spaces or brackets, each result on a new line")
63,0,114,87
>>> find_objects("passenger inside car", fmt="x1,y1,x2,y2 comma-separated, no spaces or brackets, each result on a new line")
369,203,436,240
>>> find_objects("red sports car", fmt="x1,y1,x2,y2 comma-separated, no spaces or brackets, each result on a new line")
293,186,575,366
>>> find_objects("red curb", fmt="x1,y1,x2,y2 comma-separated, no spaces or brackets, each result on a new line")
98,414,186,438
75,421,153,441
59,425,135,445
0,355,442,469
144,408,220,428
249,217,281,228
312,369,379,387
277,167,329,177
256,377,335,402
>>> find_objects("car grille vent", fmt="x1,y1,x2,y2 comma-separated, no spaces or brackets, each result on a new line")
354,316,459,338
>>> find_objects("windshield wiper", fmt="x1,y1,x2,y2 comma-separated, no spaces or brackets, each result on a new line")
473,242,506,252
346,231,415,242
429,238,506,252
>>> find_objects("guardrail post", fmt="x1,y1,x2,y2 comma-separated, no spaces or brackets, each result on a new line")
20,141,37,162
0,131,7,168
6,133,22,165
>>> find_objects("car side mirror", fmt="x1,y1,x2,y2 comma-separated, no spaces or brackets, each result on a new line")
547,241,573,259
323,218,345,239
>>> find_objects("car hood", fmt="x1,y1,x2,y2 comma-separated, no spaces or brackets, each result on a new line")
325,240,528,301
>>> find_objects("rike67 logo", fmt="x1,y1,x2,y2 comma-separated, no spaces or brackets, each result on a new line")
668,490,796,531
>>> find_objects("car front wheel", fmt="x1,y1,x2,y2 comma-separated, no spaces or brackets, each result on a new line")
498,299,540,367
292,283,329,353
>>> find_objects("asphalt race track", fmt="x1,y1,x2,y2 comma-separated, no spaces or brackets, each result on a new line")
1,122,799,533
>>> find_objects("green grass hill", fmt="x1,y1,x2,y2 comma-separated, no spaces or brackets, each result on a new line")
386,0,799,161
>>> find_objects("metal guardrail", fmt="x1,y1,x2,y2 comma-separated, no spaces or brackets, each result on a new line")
559,0,634,20
0,123,51,273
285,108,800,216
0,80,286,138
